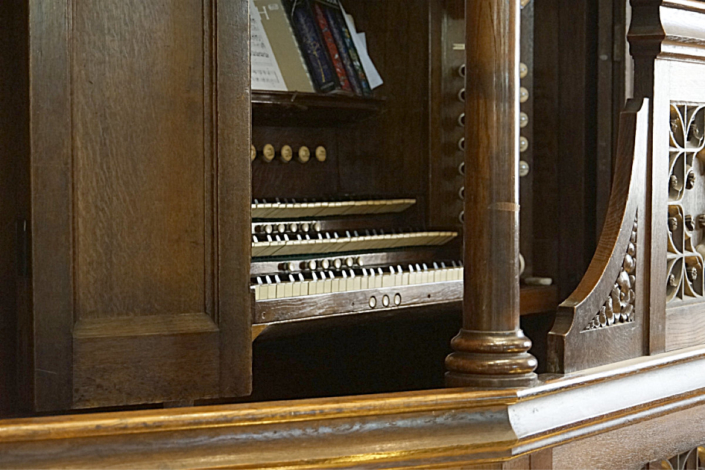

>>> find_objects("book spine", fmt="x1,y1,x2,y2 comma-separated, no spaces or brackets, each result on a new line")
287,0,337,92
322,4,363,95
311,2,352,92
329,3,372,96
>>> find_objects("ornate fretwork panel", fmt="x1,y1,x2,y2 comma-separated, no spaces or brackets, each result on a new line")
584,215,638,331
643,446,705,470
667,104,705,305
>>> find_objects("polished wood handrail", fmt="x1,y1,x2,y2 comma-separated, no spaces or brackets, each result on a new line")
2,346,705,468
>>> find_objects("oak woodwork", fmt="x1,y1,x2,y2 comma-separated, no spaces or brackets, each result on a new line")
253,283,558,326
2,0,253,411
1,0,704,469
249,0,556,395
446,0,537,388
547,99,649,373
628,0,705,354
0,0,27,415
3,344,705,468
252,91,384,127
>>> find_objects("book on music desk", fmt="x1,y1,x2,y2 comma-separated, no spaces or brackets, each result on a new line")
283,0,338,93
253,0,315,93
250,0,288,92
310,1,353,93
315,0,372,96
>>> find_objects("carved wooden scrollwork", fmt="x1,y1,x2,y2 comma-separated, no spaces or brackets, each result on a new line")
584,215,637,331
667,104,705,305
547,99,648,373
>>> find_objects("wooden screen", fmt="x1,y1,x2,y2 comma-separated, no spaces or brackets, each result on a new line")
21,0,252,410
629,0,705,354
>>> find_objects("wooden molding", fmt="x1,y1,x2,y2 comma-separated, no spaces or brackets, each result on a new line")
4,346,705,468
629,0,705,62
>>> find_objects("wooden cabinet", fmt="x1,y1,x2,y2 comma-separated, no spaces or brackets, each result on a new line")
1,0,252,411
0,0,607,412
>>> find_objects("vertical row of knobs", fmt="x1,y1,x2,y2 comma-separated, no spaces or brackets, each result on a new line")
519,62,529,177
251,145,327,164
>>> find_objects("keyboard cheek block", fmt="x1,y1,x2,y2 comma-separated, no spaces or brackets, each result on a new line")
254,280,462,324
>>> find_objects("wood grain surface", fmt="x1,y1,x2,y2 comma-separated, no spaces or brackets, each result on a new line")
446,0,537,387
2,345,705,468
12,0,253,410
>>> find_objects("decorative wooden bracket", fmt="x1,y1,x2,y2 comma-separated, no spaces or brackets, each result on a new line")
548,99,650,374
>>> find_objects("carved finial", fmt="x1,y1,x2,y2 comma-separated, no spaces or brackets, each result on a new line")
671,118,681,135
687,172,696,190
686,215,695,232
669,273,678,287
670,174,679,190
688,266,699,282
697,214,705,229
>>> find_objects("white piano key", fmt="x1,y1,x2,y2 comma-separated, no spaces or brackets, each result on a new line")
382,271,394,288
274,275,287,298
265,277,277,300
374,268,384,288
394,265,404,286
359,269,369,290
323,272,334,294
283,275,295,297
349,270,360,291
341,271,352,292
332,274,342,292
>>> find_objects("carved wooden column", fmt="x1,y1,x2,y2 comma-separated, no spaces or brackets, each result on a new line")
446,0,537,387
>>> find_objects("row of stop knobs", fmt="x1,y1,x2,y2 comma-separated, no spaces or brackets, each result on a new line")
456,62,531,225
251,144,327,163
279,256,364,273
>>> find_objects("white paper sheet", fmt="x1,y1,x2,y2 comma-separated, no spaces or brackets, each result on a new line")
340,3,383,89
250,0,288,91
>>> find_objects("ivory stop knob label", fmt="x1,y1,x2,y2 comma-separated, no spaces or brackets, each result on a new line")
315,146,327,162
298,146,310,163
280,145,293,163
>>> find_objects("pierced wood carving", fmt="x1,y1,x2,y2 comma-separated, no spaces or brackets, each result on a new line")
644,446,705,470
667,104,705,304
584,215,637,331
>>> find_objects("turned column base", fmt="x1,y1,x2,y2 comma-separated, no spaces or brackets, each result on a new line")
445,329,538,388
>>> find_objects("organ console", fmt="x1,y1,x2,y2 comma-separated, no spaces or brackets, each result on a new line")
246,0,553,347
250,197,462,327
6,0,705,468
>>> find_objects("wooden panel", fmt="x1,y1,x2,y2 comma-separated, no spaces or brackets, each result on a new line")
216,0,253,399
553,399,705,470
0,0,27,415
547,99,648,373
533,0,598,299
427,0,465,230
629,19,705,354
29,0,75,411
341,0,430,208
25,0,252,410
666,305,705,352
73,0,208,318
255,282,462,324
73,315,219,408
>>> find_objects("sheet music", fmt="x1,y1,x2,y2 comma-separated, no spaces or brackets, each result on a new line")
340,3,383,89
250,0,288,91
